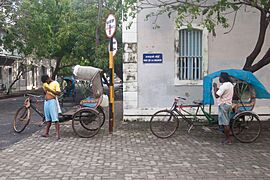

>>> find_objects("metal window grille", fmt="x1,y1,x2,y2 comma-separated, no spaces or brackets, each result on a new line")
178,29,203,80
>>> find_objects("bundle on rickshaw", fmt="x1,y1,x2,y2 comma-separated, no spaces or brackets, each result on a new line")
58,65,109,138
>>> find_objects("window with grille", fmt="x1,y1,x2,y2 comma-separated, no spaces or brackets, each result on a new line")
178,29,203,80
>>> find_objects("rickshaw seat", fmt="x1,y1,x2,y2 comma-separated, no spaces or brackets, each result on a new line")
80,97,99,108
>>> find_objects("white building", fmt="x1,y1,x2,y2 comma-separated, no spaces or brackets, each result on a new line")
122,5,270,120
0,29,56,93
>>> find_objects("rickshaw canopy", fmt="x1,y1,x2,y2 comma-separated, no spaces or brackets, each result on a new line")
73,65,102,81
73,65,104,99
63,76,75,88
63,76,75,82
203,69,270,105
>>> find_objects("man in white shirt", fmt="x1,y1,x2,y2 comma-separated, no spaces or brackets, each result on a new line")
213,72,234,145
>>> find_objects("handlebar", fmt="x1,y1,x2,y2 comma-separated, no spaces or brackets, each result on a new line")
175,96,187,101
25,93,43,98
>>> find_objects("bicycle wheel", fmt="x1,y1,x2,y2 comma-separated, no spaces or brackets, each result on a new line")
231,112,261,143
150,109,179,138
13,106,31,133
72,109,102,138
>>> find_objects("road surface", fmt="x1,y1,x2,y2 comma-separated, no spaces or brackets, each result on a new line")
0,96,44,150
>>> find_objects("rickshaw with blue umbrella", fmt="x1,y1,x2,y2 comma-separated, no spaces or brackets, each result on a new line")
61,76,76,101
150,69,270,143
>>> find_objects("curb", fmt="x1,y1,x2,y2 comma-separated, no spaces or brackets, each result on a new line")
0,90,43,100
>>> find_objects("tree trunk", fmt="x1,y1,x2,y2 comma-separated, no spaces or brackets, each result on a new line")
243,11,269,71
248,48,270,72
7,78,19,95
96,0,103,47
7,72,23,95
95,0,103,63
52,58,62,80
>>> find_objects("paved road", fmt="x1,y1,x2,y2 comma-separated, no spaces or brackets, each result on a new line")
1,118,270,179
0,96,44,150
0,89,123,150
0,97,123,149
2,95,270,179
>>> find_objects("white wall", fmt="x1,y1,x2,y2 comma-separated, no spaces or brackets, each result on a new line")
123,5,270,119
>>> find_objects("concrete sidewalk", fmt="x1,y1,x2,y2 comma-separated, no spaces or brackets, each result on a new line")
1,117,270,179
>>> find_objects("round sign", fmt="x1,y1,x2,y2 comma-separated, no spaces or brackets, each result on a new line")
108,37,118,56
105,14,116,38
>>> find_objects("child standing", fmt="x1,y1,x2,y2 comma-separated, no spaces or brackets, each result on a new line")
41,75,61,140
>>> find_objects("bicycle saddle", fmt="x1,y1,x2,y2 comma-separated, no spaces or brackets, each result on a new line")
193,100,203,105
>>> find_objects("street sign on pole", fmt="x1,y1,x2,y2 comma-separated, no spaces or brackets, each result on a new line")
105,14,116,134
108,37,118,56
105,14,116,38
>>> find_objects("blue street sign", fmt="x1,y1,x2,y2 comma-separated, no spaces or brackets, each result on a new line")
143,53,163,63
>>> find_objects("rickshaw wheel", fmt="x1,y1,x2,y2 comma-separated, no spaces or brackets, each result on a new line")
150,109,179,138
13,106,31,133
231,111,261,143
78,107,105,131
97,106,105,128
72,109,101,138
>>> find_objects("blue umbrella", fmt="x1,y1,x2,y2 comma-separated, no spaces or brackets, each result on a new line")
203,69,270,105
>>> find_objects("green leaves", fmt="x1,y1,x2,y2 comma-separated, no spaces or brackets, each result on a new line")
123,0,268,34
1,0,123,77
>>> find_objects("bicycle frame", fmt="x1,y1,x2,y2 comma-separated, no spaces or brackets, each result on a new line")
170,98,217,128
24,95,45,120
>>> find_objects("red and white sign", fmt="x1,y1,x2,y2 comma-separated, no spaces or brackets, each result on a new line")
105,14,116,38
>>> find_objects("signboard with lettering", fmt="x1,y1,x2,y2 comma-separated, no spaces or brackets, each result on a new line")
108,37,118,56
143,53,163,63
105,14,116,38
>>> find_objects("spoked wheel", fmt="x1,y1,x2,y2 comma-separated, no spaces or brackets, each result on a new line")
231,112,261,143
150,109,179,138
72,109,102,138
232,80,256,111
97,106,105,128
79,107,105,131
13,106,31,133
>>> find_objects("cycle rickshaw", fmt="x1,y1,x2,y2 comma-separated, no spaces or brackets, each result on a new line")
62,76,76,99
13,65,109,138
150,69,270,143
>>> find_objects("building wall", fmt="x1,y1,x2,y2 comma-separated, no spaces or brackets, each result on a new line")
123,5,270,120
0,29,57,93
0,58,56,92
123,8,139,116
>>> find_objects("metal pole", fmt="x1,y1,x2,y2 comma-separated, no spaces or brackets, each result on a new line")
109,37,115,133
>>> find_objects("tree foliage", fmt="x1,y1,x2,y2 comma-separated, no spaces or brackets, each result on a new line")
123,0,270,73
1,0,123,79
